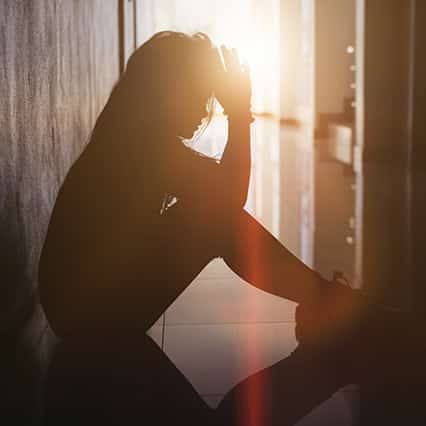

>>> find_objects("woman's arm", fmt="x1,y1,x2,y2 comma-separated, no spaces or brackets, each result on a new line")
164,47,252,211
164,122,250,211
215,47,253,208
219,115,252,209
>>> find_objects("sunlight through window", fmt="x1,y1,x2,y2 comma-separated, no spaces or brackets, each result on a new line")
136,0,280,116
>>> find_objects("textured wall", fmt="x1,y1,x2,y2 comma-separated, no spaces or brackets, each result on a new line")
0,0,119,420
412,0,426,318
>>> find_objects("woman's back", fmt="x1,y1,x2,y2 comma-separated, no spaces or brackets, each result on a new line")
39,130,166,337
39,31,224,337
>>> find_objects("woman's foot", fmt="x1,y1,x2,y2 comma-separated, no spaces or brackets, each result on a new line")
295,280,367,349
295,281,425,386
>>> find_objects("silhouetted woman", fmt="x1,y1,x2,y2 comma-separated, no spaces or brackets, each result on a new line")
40,32,414,426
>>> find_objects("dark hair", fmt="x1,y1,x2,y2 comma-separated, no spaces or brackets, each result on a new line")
92,31,221,145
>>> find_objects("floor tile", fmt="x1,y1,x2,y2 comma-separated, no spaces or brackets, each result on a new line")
202,395,223,409
146,325,163,348
295,389,359,426
151,314,164,328
162,322,297,396
197,258,236,279
166,260,296,325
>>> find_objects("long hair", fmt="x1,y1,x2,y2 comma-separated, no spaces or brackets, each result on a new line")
91,31,221,148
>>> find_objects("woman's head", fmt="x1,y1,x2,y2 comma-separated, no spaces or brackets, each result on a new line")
119,31,223,140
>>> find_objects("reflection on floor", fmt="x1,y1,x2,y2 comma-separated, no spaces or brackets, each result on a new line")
148,119,359,425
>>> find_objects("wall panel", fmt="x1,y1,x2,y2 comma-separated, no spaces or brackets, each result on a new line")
0,0,119,420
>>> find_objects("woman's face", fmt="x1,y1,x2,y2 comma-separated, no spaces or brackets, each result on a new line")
179,106,209,139
174,88,211,139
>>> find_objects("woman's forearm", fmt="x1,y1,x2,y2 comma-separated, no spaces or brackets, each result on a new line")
223,209,329,305
212,45,252,209
219,116,252,208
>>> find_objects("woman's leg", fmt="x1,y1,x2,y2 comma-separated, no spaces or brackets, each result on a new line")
219,209,420,384
46,335,348,426
49,204,355,425
221,209,363,308
215,346,348,426
46,334,215,426
128,201,226,329
156,204,346,307
219,208,370,348
147,204,363,341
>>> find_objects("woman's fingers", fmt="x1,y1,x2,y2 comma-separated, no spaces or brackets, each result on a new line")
230,48,241,70
221,46,232,72
242,57,250,77
221,46,242,74
215,45,252,114
219,45,228,71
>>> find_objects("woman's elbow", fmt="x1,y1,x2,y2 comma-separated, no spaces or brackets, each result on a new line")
217,189,247,215
232,192,247,211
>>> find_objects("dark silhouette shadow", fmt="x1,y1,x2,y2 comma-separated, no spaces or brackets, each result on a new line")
45,334,348,426
39,31,425,425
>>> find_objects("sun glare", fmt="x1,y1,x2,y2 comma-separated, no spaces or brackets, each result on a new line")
209,2,280,115
143,0,281,116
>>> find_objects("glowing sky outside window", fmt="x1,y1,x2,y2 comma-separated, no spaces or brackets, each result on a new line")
137,0,281,116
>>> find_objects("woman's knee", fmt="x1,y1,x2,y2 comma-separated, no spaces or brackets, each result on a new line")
161,201,244,261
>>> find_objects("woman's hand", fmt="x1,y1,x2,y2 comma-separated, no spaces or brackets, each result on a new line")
214,46,252,120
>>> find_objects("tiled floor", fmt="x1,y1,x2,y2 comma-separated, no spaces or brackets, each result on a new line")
147,259,358,425
147,120,359,425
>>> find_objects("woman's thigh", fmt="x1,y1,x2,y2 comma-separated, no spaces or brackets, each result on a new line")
215,347,346,426
124,201,225,329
